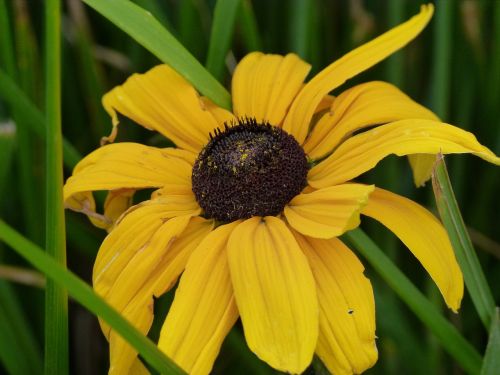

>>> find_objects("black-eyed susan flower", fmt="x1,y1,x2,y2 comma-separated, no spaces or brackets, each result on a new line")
63,4,500,375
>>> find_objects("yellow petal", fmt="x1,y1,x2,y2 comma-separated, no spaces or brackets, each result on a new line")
95,212,211,374
362,187,463,311
99,188,135,231
232,52,311,125
63,143,196,225
293,232,377,375
227,216,318,373
408,154,437,187
150,216,215,297
314,94,335,114
284,184,374,239
100,214,192,374
102,215,191,322
108,292,155,375
115,217,213,375
102,64,222,152
93,198,201,301
283,4,434,144
304,81,438,159
129,359,150,375
158,222,239,375
200,96,237,126
309,119,500,188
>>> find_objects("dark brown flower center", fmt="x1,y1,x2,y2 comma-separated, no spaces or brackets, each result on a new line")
191,118,308,222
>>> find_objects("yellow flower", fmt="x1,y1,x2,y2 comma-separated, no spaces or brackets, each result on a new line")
63,4,499,375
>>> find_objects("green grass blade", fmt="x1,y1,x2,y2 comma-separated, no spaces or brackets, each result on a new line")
342,228,483,375
0,119,43,375
205,0,241,80
481,307,500,375
385,0,405,87
432,155,495,329
67,0,110,140
288,0,311,59
0,281,43,375
0,0,43,242
0,220,185,375
44,1,69,373
0,68,81,168
0,0,15,75
238,0,262,52
82,0,231,109
429,0,453,119
0,121,15,196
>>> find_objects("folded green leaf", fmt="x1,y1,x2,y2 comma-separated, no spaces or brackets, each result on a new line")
0,282,43,375
481,307,500,375
205,0,241,80
432,154,495,329
82,0,231,109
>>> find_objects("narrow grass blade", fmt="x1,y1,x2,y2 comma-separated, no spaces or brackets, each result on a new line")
3,0,46,243
342,228,483,375
67,0,110,140
481,307,500,375
0,120,15,196
205,0,240,80
0,220,186,375
385,0,405,87
432,154,495,329
429,0,453,119
288,0,311,59
0,69,81,168
0,115,42,374
0,281,43,375
82,0,231,109
44,1,69,373
238,0,262,52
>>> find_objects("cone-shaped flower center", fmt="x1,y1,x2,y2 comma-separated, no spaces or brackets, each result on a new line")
192,118,308,222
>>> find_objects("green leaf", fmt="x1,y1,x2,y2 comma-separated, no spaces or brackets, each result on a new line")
481,307,500,375
44,1,69,373
0,121,15,196
205,0,241,80
0,220,186,375
237,0,262,52
288,0,312,59
342,228,483,375
0,281,43,375
82,0,231,110
1,0,43,242
429,0,453,119
432,154,495,329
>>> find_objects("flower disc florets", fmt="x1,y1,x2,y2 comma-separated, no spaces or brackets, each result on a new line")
192,118,308,222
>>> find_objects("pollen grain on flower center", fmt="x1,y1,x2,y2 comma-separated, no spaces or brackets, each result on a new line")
191,118,309,222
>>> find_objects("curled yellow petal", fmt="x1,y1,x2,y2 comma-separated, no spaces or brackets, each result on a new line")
94,201,210,374
309,119,500,188
362,187,463,311
102,64,222,152
284,184,374,239
227,216,318,373
63,143,197,225
304,81,438,159
232,52,311,125
408,153,438,187
294,232,377,375
283,4,434,144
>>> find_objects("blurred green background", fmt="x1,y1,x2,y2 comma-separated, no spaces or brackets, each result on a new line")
0,0,499,374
